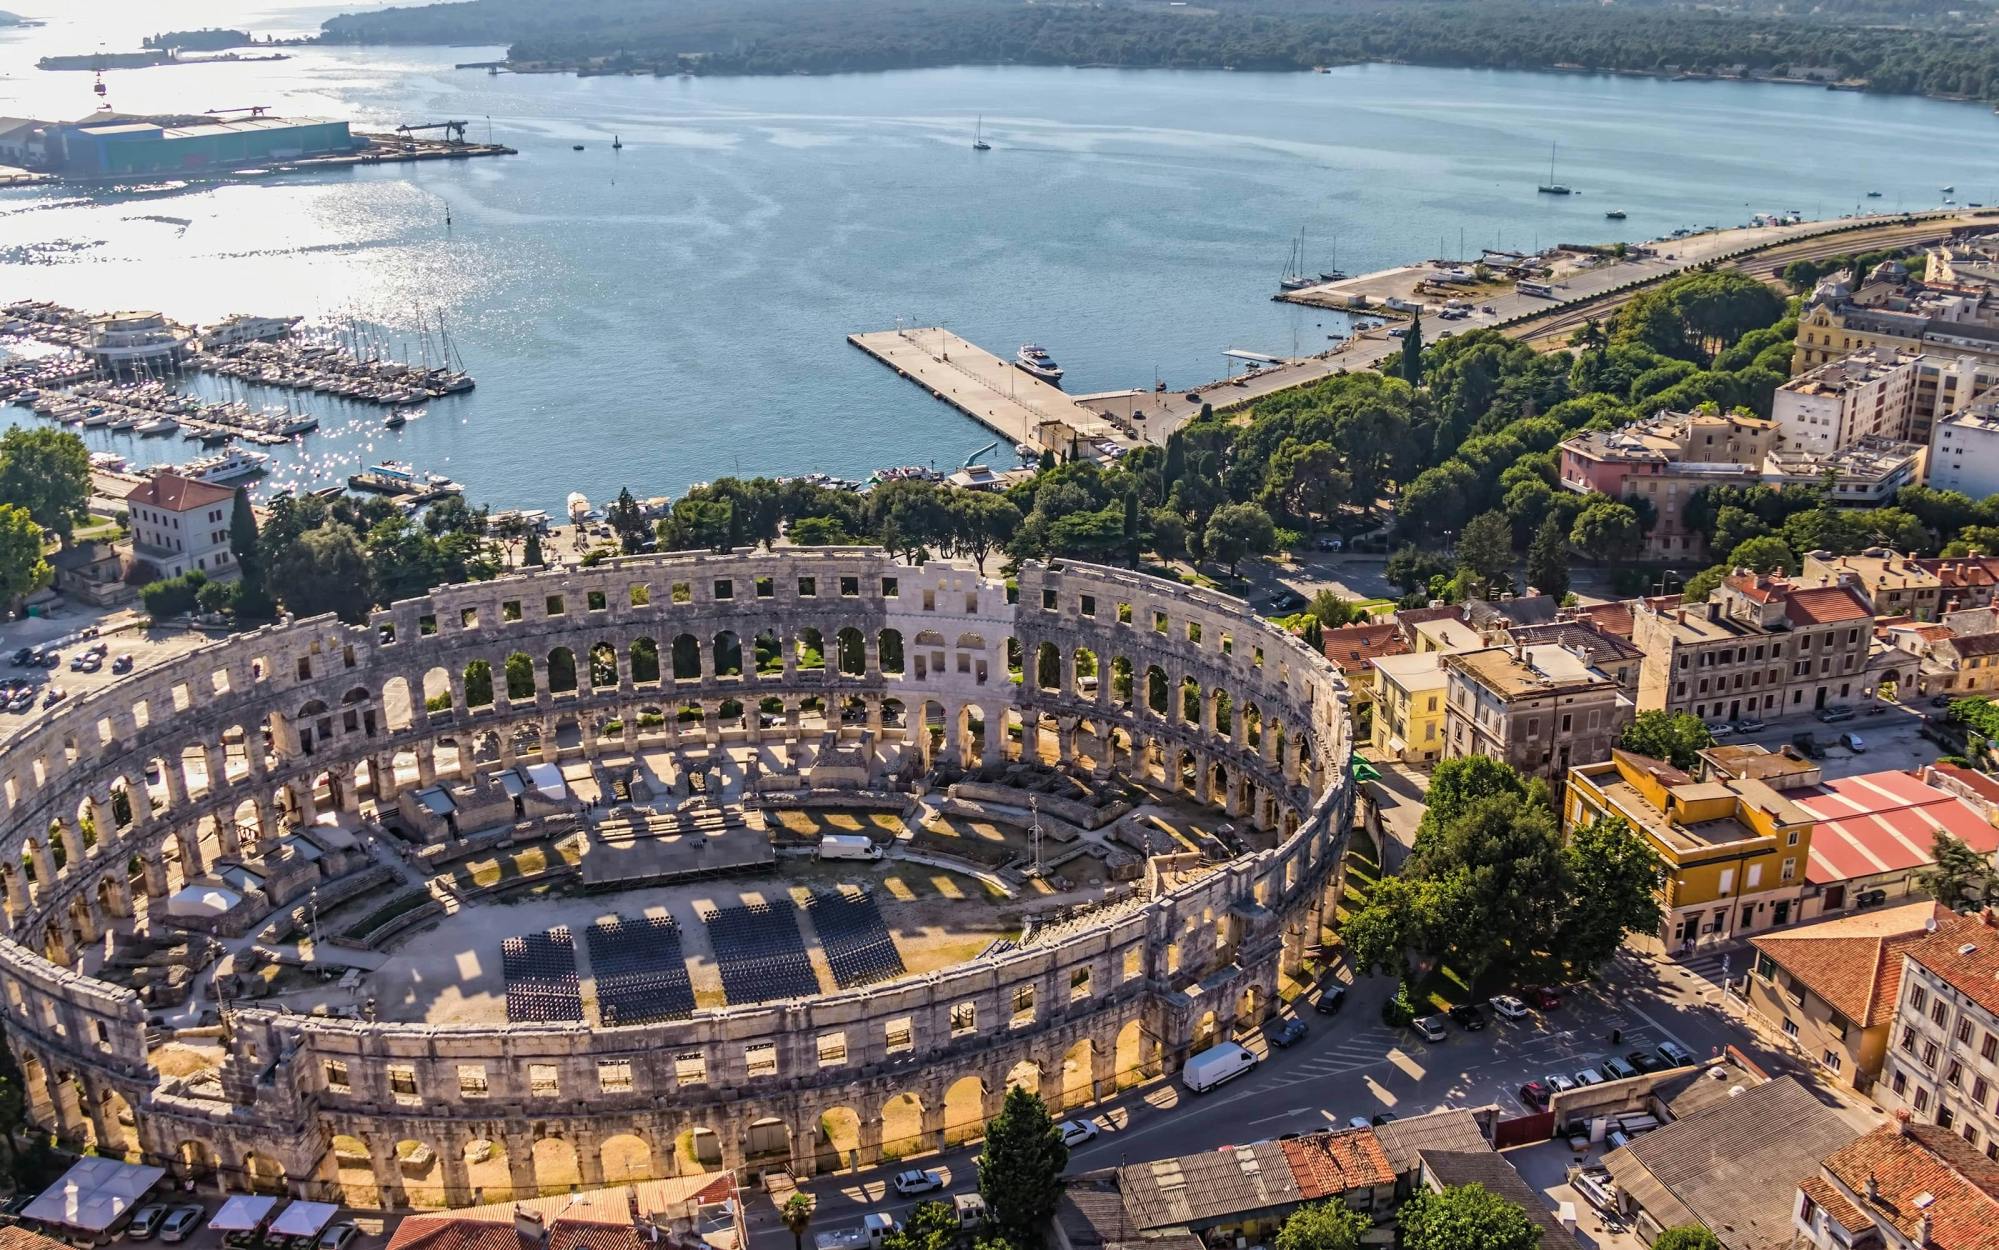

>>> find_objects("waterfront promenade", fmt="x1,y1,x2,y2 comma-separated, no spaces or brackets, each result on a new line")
848,328,1129,456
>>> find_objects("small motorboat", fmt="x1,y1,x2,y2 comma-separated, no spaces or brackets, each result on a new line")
1605,209,1627,220
572,143,585,151
384,411,406,429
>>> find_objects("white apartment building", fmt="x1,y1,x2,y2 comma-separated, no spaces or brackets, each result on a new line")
1929,402,1999,501
1877,909,1999,1156
1773,348,1920,455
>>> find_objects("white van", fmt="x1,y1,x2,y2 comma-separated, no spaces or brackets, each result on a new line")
1183,1041,1257,1093
819,834,884,861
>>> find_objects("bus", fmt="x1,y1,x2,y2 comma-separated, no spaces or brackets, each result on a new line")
1516,280,1557,299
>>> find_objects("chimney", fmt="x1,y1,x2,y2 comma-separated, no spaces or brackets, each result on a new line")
514,1208,547,1246
1983,907,1997,928
1918,1212,1934,1247
1896,1108,1915,1135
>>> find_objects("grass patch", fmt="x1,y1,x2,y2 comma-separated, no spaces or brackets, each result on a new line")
1408,964,1474,1012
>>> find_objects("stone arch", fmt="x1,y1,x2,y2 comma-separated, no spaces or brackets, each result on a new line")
1180,676,1201,723
530,1135,580,1196
671,634,702,681
1212,688,1233,737
599,1131,652,1184
881,698,907,732
816,1105,863,1173
394,1136,447,1208
836,628,867,676
241,1150,287,1195
1145,666,1168,717
1114,1018,1147,1090
588,641,619,689
714,631,743,678
746,1116,791,1165
629,636,661,685
1036,642,1063,692
1194,1009,1219,1051
681,1125,722,1174
1244,701,1263,750
328,1133,378,1208
546,647,578,694
1175,749,1196,790
877,628,905,675
463,659,495,708
1110,656,1133,710
941,1076,986,1147
381,675,416,733
422,665,453,713
1004,1058,1043,1100
796,627,826,672
1072,646,1099,697
754,630,783,676
462,1136,509,1204
1060,1037,1097,1110
504,651,535,700
882,1091,927,1157
176,1139,220,1184
94,1085,136,1158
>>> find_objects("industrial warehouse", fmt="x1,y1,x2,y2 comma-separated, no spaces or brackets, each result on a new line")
0,112,360,177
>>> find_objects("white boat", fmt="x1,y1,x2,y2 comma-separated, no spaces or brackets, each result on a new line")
174,448,271,484
973,115,991,151
1014,345,1064,383
567,491,592,524
1537,141,1572,195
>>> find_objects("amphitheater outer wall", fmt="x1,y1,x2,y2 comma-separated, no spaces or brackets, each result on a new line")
0,550,1354,1206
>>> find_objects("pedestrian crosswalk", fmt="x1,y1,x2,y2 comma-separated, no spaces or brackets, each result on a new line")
1670,946,1750,993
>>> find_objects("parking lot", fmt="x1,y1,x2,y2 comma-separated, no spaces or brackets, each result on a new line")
1715,702,1937,779
0,616,217,727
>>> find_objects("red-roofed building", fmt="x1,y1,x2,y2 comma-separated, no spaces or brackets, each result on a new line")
1797,1120,1999,1250
1319,623,1408,707
1927,763,1999,820
123,472,238,581
1879,910,1999,1151
387,1177,740,1250
1795,770,1999,919
1748,901,1944,1091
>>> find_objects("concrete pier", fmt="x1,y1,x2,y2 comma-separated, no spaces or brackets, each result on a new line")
848,328,1128,457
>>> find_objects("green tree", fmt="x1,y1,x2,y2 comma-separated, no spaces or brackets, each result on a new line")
1204,502,1276,576
1455,510,1515,593
0,504,51,608
1725,535,1794,574
1525,513,1569,599
1275,1201,1370,1250
608,486,649,553
1916,830,1999,911
1387,545,1451,594
1398,1183,1542,1250
1341,875,1439,980
1710,505,1768,556
781,1195,816,1250
1569,500,1643,562
1408,794,1566,984
229,486,273,618
1419,755,1528,841
1401,312,1424,387
196,578,236,616
880,1202,961,1250
1307,589,1359,629
790,515,854,546
523,529,546,567
1651,1227,1722,1250
0,428,90,548
952,491,1022,574
978,1086,1068,1250
1556,816,1664,972
1618,710,1714,770
1680,564,1728,603
269,522,372,623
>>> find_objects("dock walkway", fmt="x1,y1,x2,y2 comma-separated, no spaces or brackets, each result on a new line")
849,329,1127,455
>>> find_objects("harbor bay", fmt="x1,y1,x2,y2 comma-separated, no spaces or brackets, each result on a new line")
3,2,1999,509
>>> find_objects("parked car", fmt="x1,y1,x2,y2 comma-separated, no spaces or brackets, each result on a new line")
1268,1016,1310,1048
126,1205,168,1240
1347,1115,1373,1130
1058,1119,1099,1147
1526,985,1562,1010
41,686,64,708
8,648,32,667
1448,1004,1486,1031
1571,1167,1618,1213
1542,1073,1577,1094
85,641,108,658
159,1208,204,1244
1488,994,1529,1021
893,1169,945,1197
1817,704,1856,723
1657,1041,1695,1067
38,650,58,668
1518,1081,1552,1110
1732,716,1766,733
1707,722,1735,740
1573,1067,1605,1087
1370,1112,1397,1126
1601,1056,1639,1081
317,1225,358,1250
76,653,101,673
110,654,133,674
1842,732,1868,753
1314,984,1348,1015
1266,590,1306,612
1412,1015,1449,1042
1625,1049,1662,1074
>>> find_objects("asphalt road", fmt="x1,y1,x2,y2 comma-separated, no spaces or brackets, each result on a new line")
750,947,1779,1250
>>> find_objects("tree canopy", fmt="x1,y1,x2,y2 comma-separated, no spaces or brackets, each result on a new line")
0,428,90,548
977,1087,1068,1250
1618,710,1716,770
1399,1183,1542,1250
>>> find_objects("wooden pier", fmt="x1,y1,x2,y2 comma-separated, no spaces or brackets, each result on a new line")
848,328,1128,456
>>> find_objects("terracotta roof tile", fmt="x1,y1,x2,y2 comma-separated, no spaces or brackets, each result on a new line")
123,472,234,513
1321,623,1408,674
1749,901,1944,1026
1898,910,1999,1018
1784,585,1875,626
1820,1123,1999,1250
1954,633,1999,657
1280,1127,1395,1198
1571,601,1638,638
1798,1176,1870,1234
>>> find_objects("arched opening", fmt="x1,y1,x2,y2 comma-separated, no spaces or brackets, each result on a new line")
1036,643,1062,692
1180,676,1201,724
881,698,907,734
671,634,702,681
381,676,415,734
1004,1058,1042,1099
796,628,825,672
242,1152,287,1196
397,1137,446,1208
504,652,535,701
1194,1010,1219,1051
463,1137,508,1204
817,1105,863,1173
422,666,453,717
746,1117,790,1164
530,1135,580,1197
942,1076,987,1147
600,1132,652,1185
1244,702,1263,751
463,660,494,708
1114,1019,1147,1090
329,1134,378,1208
836,628,866,676
867,627,901,677
755,630,783,676
1060,1038,1097,1111
680,1126,722,1174
714,631,743,679
1072,647,1099,698
177,1140,220,1185
589,642,619,690
94,1086,136,1158
1145,666,1168,717
1110,657,1133,710
882,1092,926,1158
546,647,578,695
1213,688,1233,737
629,636,661,685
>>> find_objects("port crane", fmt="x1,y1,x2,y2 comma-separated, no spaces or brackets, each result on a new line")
204,106,273,118
395,120,470,145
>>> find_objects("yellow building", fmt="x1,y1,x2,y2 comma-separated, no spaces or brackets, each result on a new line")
1566,750,1816,949
1369,652,1447,764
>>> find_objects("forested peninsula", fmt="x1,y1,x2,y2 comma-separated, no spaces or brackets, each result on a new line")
316,0,1999,101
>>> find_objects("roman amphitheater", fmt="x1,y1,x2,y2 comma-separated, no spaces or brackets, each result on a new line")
0,550,1354,1209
